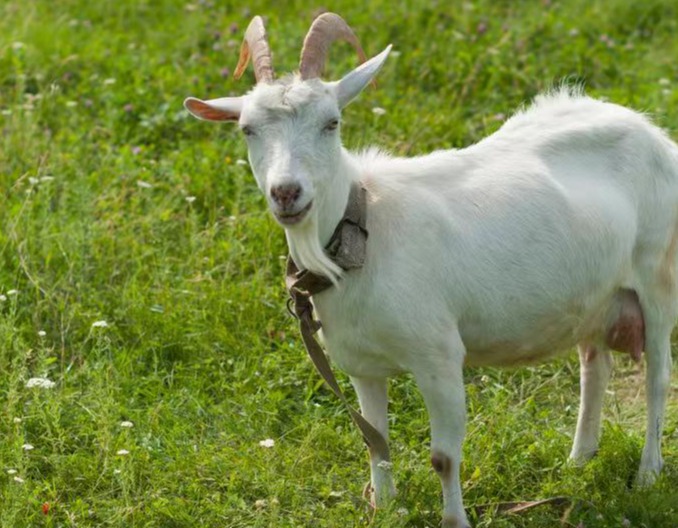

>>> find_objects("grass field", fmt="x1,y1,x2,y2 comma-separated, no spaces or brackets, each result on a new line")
1,0,678,526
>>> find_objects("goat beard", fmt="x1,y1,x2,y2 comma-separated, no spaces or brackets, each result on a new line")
285,208,343,285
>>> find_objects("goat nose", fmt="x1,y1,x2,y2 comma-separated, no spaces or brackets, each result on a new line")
270,183,302,209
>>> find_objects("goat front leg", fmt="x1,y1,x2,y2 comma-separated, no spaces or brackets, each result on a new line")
350,376,396,507
413,333,469,528
569,344,613,463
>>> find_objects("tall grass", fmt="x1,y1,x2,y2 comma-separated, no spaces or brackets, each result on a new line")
0,0,677,526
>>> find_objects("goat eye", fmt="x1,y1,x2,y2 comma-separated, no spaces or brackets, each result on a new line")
241,125,255,137
323,119,339,132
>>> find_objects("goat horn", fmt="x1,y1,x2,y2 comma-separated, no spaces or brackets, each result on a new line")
299,12,367,80
234,16,274,83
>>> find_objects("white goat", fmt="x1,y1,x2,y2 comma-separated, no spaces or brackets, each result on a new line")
185,14,676,528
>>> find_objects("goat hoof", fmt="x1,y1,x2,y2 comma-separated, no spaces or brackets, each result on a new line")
635,456,663,488
362,481,376,509
568,448,597,466
634,469,660,488
442,513,471,528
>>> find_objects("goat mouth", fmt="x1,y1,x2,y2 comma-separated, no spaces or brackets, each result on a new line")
275,200,313,226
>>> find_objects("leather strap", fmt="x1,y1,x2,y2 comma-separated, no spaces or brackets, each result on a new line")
286,184,390,462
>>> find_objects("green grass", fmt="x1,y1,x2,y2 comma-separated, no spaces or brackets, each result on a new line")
1,0,678,526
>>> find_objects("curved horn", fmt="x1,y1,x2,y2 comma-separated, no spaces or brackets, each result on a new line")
234,16,274,83
299,12,367,80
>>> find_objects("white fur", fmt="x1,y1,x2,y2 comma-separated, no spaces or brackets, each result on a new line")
187,63,677,526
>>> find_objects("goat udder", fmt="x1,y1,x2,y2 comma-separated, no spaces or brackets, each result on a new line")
604,288,645,362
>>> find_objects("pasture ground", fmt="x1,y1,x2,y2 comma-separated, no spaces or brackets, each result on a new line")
1,0,677,526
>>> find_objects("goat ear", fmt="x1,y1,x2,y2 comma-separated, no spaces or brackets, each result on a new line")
334,45,392,109
183,96,243,122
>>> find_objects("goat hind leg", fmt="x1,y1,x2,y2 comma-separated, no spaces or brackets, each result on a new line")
636,317,673,487
569,344,613,463
350,376,395,507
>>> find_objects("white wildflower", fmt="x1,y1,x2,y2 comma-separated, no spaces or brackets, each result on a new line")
113,469,122,474
372,107,387,116
26,377,55,389
13,417,22,424
328,490,345,498
28,177,39,185
0,295,6,301
136,180,153,189
7,289,19,296
40,176,54,182
13,476,25,483
103,78,116,85
258,438,275,448
7,469,17,475
377,460,393,471
91,320,108,328
254,499,268,508
185,196,196,203
120,421,134,428
22,443,34,451
116,449,129,456
390,50,402,58
38,330,46,337
397,507,409,516
236,159,248,166
659,78,670,86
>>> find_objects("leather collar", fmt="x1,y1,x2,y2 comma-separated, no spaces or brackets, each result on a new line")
283,183,390,461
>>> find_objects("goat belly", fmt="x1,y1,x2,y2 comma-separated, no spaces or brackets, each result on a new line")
461,325,578,367
460,287,646,366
